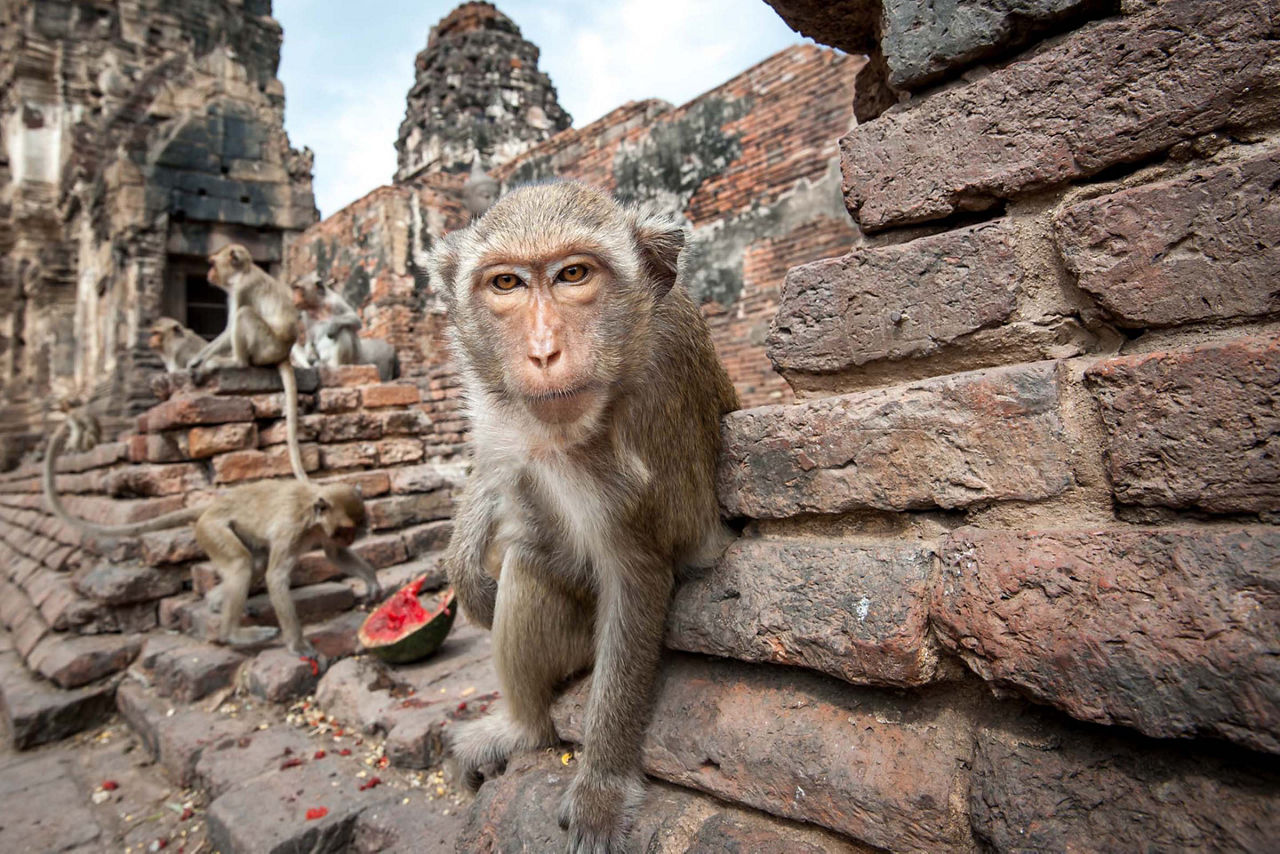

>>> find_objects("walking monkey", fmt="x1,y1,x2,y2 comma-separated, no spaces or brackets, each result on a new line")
43,415,382,661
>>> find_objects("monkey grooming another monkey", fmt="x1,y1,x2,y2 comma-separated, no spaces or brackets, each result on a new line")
148,317,208,372
424,181,738,852
188,245,310,481
43,416,382,660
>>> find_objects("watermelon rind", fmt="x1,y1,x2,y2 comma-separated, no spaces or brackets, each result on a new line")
358,584,456,665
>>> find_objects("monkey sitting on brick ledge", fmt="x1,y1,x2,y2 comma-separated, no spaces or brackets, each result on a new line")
42,413,383,664
421,180,738,852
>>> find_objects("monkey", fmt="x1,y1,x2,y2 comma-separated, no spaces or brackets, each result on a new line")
423,181,738,852
148,317,208,372
292,276,399,380
187,245,310,482
42,415,383,661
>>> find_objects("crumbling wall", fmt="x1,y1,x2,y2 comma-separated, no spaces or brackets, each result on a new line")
469,0,1280,849
0,0,316,464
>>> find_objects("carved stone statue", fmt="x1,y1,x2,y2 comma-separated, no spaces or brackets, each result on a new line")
462,155,500,220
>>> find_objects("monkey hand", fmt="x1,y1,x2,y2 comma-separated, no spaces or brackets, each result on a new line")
360,579,384,606
454,573,497,630
558,767,645,854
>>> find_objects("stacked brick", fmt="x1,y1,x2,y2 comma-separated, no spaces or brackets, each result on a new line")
0,365,463,745
465,0,1280,849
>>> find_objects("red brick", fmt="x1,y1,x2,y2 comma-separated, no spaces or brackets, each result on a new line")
770,220,1021,377
669,536,938,686
1055,145,1280,328
105,463,205,498
144,394,254,432
841,1,1280,230
378,438,424,465
718,362,1072,518
316,387,360,412
365,492,453,532
972,713,1280,851
211,445,321,483
317,364,380,387
74,561,185,604
28,632,142,688
935,527,1280,754
361,383,421,408
318,442,378,471
554,656,979,851
188,423,258,459
1084,337,1280,513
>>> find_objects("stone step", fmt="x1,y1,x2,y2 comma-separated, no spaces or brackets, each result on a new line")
0,644,118,749
459,750,872,853
315,613,498,770
133,634,246,702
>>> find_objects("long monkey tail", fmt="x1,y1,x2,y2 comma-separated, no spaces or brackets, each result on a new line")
42,423,202,539
278,360,310,482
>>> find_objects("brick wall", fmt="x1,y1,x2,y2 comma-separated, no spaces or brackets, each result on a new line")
469,0,1280,849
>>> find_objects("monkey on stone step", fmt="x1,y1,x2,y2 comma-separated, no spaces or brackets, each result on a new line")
188,244,310,481
422,181,738,853
42,415,383,661
148,317,208,372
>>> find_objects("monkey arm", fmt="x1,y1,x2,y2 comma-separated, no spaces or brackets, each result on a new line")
323,292,362,333
563,555,673,846
442,481,499,629
188,329,231,369
324,543,383,603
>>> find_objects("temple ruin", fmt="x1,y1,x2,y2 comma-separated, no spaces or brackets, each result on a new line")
0,0,1276,851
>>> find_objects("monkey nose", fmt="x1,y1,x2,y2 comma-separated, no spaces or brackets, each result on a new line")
528,347,562,370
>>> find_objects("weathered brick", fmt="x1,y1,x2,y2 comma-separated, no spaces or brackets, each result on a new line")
352,533,408,569
144,394,254,432
668,536,938,686
769,220,1020,375
317,364,380,387
143,637,245,702
142,431,188,463
365,492,452,531
554,655,980,851
75,561,185,605
140,526,203,565
0,650,118,749
1085,337,1280,513
377,438,424,465
936,527,1280,753
319,441,379,471
317,387,361,412
402,521,452,557
211,444,320,483
361,383,420,408
388,463,461,494
459,751,869,853
187,422,258,458
257,417,319,446
312,412,383,443
241,581,356,628
1055,145,1280,328
718,362,1072,518
971,713,1280,852
761,0,878,56
881,0,1106,89
28,633,142,688
116,681,253,786
105,463,204,498
169,366,319,395
841,1,1280,230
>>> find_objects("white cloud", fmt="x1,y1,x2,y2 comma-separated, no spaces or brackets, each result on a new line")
273,1,807,216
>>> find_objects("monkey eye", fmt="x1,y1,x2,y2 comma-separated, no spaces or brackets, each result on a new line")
556,264,589,284
490,273,524,292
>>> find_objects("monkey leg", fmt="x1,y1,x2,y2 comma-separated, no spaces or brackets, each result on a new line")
450,550,593,789
197,518,279,647
263,547,319,661
559,557,673,853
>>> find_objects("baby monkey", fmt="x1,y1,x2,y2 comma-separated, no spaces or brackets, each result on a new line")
43,416,382,660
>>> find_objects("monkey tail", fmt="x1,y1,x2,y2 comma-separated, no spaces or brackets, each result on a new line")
278,360,310,482
42,423,202,539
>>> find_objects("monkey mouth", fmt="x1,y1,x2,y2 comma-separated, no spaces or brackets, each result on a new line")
334,526,359,546
524,383,600,424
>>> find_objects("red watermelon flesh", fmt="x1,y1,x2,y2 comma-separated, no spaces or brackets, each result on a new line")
358,578,456,664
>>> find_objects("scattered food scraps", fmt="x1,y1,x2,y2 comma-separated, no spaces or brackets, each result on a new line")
314,750,326,759
561,752,573,766
101,780,119,791
305,807,328,821
280,757,304,770
359,776,382,791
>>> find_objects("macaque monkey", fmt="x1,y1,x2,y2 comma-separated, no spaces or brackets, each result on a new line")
188,245,310,482
423,181,738,852
148,317,208,372
292,276,399,380
42,415,382,660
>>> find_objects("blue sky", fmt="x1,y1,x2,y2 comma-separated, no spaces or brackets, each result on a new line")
273,1,807,217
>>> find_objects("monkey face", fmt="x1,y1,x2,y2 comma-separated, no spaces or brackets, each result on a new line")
430,182,685,430
149,319,178,351
207,244,251,290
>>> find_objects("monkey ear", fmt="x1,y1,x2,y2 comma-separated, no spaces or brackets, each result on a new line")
229,246,250,270
423,236,463,307
312,496,331,518
631,212,686,298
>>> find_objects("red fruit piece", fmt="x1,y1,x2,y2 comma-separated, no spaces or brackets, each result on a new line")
100,780,119,791
305,807,328,821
